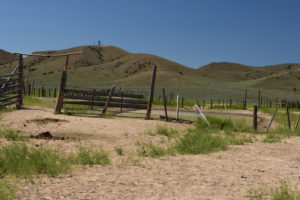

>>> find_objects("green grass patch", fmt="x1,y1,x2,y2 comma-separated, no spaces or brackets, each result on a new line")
0,178,17,200
248,182,300,200
0,143,70,178
23,96,55,108
71,146,110,165
270,182,300,200
0,143,110,179
174,129,228,154
0,129,25,141
138,116,255,157
136,141,170,157
144,125,179,140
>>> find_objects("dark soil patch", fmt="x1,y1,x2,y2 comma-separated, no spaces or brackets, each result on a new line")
30,131,67,140
26,118,69,125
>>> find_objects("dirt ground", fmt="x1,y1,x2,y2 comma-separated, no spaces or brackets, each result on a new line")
1,106,300,200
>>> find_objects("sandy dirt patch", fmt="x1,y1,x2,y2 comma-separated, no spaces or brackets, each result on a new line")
0,106,298,199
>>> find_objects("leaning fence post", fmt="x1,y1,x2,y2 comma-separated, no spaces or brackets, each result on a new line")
266,105,279,133
146,65,157,120
102,84,116,115
253,105,258,131
16,55,23,109
55,55,69,114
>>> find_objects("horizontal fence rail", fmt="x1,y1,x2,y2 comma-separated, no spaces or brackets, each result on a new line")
63,87,148,111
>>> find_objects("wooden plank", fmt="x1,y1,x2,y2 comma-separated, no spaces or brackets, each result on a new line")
64,95,147,104
0,89,20,97
0,100,18,107
0,84,22,92
0,94,19,102
64,88,144,99
63,101,147,109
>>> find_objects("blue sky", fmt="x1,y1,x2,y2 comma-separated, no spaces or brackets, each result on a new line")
0,0,299,68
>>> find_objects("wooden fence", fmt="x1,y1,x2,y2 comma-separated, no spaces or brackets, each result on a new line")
63,88,148,110
0,55,23,108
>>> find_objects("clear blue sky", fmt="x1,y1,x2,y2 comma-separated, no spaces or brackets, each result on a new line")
0,0,299,68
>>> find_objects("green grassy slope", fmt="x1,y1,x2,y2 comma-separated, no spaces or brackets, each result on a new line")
0,46,299,100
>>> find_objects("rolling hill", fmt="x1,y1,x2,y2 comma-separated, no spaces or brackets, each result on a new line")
0,45,299,100
0,49,17,65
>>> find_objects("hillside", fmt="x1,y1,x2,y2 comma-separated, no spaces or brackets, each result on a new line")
0,49,17,65
0,46,299,100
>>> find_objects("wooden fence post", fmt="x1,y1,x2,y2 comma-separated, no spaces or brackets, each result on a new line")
211,99,213,109
55,55,69,114
102,84,116,115
203,100,205,110
146,65,157,120
16,55,23,109
253,105,258,131
286,105,291,130
162,88,168,122
176,95,180,122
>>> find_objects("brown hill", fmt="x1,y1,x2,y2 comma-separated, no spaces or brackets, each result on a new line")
0,49,17,65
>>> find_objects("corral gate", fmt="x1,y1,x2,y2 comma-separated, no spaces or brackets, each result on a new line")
0,55,24,108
